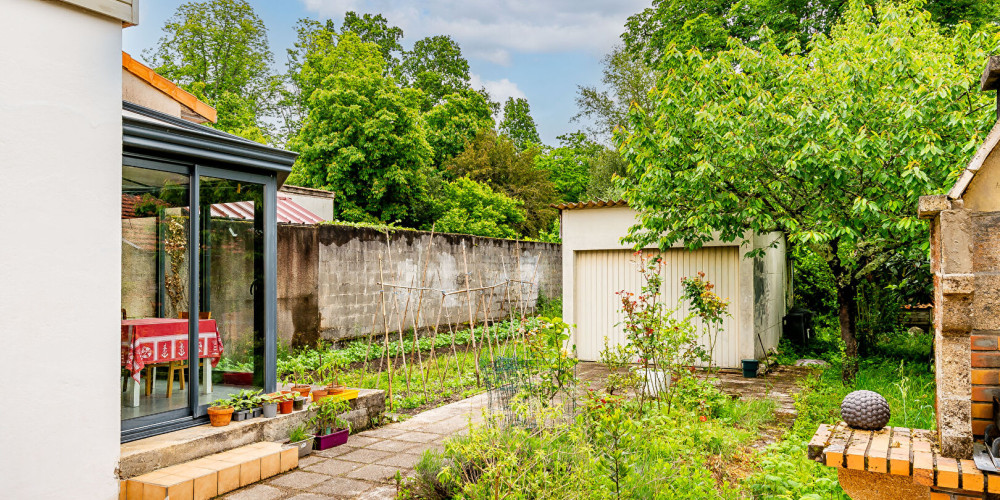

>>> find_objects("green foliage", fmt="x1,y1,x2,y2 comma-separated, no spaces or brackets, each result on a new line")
423,89,495,167
618,0,999,380
342,11,404,77
430,177,526,239
534,132,602,203
446,130,557,238
574,45,657,143
400,35,471,109
287,32,433,226
498,97,541,151
289,424,311,443
146,0,281,143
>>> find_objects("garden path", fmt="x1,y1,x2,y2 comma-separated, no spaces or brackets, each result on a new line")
221,393,488,500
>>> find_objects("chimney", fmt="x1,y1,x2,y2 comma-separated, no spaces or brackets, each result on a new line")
982,55,1000,121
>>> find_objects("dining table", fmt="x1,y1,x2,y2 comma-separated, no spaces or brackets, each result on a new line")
121,317,223,407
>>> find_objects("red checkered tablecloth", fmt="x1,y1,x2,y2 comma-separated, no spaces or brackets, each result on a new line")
121,318,223,381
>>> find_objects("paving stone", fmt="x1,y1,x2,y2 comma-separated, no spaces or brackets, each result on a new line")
303,458,362,476
394,431,440,443
286,494,329,500
366,439,421,453
357,485,398,499
314,445,357,458
309,477,377,497
345,436,381,448
403,442,443,455
221,484,285,500
376,453,422,469
267,470,329,490
298,455,324,468
347,464,403,482
357,427,406,439
339,448,393,464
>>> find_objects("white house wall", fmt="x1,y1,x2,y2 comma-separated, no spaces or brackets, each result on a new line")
0,1,123,498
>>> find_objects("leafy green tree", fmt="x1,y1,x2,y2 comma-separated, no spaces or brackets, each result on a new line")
575,45,658,144
624,0,1000,63
424,89,495,167
287,33,433,225
431,177,526,238
585,149,630,201
499,97,541,151
342,12,405,77
447,130,557,237
281,18,339,139
146,0,281,143
535,132,603,203
617,0,999,382
400,35,471,108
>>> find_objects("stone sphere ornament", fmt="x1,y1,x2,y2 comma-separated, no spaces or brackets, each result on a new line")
841,390,891,430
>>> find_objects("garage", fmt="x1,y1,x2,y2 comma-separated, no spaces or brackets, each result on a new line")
558,201,789,369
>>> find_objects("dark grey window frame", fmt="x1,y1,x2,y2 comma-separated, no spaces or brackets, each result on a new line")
121,102,293,443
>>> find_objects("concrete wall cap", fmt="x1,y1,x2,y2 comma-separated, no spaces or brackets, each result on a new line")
918,195,951,218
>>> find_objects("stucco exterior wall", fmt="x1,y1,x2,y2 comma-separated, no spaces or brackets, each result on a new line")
0,1,123,498
122,68,185,118
964,146,1000,212
275,225,562,346
560,206,786,366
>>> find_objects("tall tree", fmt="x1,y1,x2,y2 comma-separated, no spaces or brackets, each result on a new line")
146,0,280,143
575,45,657,144
287,33,433,225
424,88,495,167
400,35,471,109
430,177,526,239
499,97,541,151
624,0,1000,63
447,130,556,237
342,12,405,77
617,0,999,382
281,18,338,140
534,132,603,203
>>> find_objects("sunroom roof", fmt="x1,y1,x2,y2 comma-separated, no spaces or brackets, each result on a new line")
123,101,297,186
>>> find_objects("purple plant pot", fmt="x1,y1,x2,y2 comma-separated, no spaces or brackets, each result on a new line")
314,428,350,450
222,372,254,386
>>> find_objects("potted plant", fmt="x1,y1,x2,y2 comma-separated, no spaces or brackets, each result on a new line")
231,399,252,421
319,357,348,395
287,370,313,398
271,392,294,414
262,395,278,418
207,399,234,427
311,398,351,450
287,424,315,458
218,359,254,386
293,395,307,411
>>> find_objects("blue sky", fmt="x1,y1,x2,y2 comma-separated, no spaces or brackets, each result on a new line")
123,0,650,145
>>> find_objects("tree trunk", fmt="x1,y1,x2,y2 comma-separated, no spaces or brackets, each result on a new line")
837,281,859,384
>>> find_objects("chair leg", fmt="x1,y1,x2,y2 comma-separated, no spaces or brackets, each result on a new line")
179,363,185,391
145,367,154,396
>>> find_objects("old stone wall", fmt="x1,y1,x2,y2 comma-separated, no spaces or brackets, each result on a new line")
278,224,562,347
921,194,1000,459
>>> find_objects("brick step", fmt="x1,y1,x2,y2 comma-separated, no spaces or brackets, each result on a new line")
121,441,298,500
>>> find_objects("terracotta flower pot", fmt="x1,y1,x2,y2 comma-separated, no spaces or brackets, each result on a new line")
292,385,312,397
326,385,347,395
311,388,329,402
278,399,294,414
207,406,234,427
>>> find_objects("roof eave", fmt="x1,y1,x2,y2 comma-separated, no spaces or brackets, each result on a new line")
948,119,1000,200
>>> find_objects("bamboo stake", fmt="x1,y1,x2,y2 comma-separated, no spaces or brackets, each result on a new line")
462,243,482,386
377,255,394,410
408,227,435,402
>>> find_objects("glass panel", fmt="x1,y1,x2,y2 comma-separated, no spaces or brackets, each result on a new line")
199,176,266,404
121,165,192,420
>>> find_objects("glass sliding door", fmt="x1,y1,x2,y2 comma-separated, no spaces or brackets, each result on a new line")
121,158,276,440
121,162,195,423
197,173,268,406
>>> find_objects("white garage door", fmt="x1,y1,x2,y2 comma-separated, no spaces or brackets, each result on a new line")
573,247,742,368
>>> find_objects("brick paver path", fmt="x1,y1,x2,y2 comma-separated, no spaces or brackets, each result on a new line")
221,393,488,500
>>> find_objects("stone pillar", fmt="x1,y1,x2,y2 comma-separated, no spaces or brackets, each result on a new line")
921,196,974,458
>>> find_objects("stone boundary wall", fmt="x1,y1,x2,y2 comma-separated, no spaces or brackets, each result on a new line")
277,224,562,347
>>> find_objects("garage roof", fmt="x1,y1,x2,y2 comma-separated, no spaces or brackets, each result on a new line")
552,199,628,210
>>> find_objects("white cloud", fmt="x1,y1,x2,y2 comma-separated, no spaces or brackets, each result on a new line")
469,73,526,108
299,0,649,60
